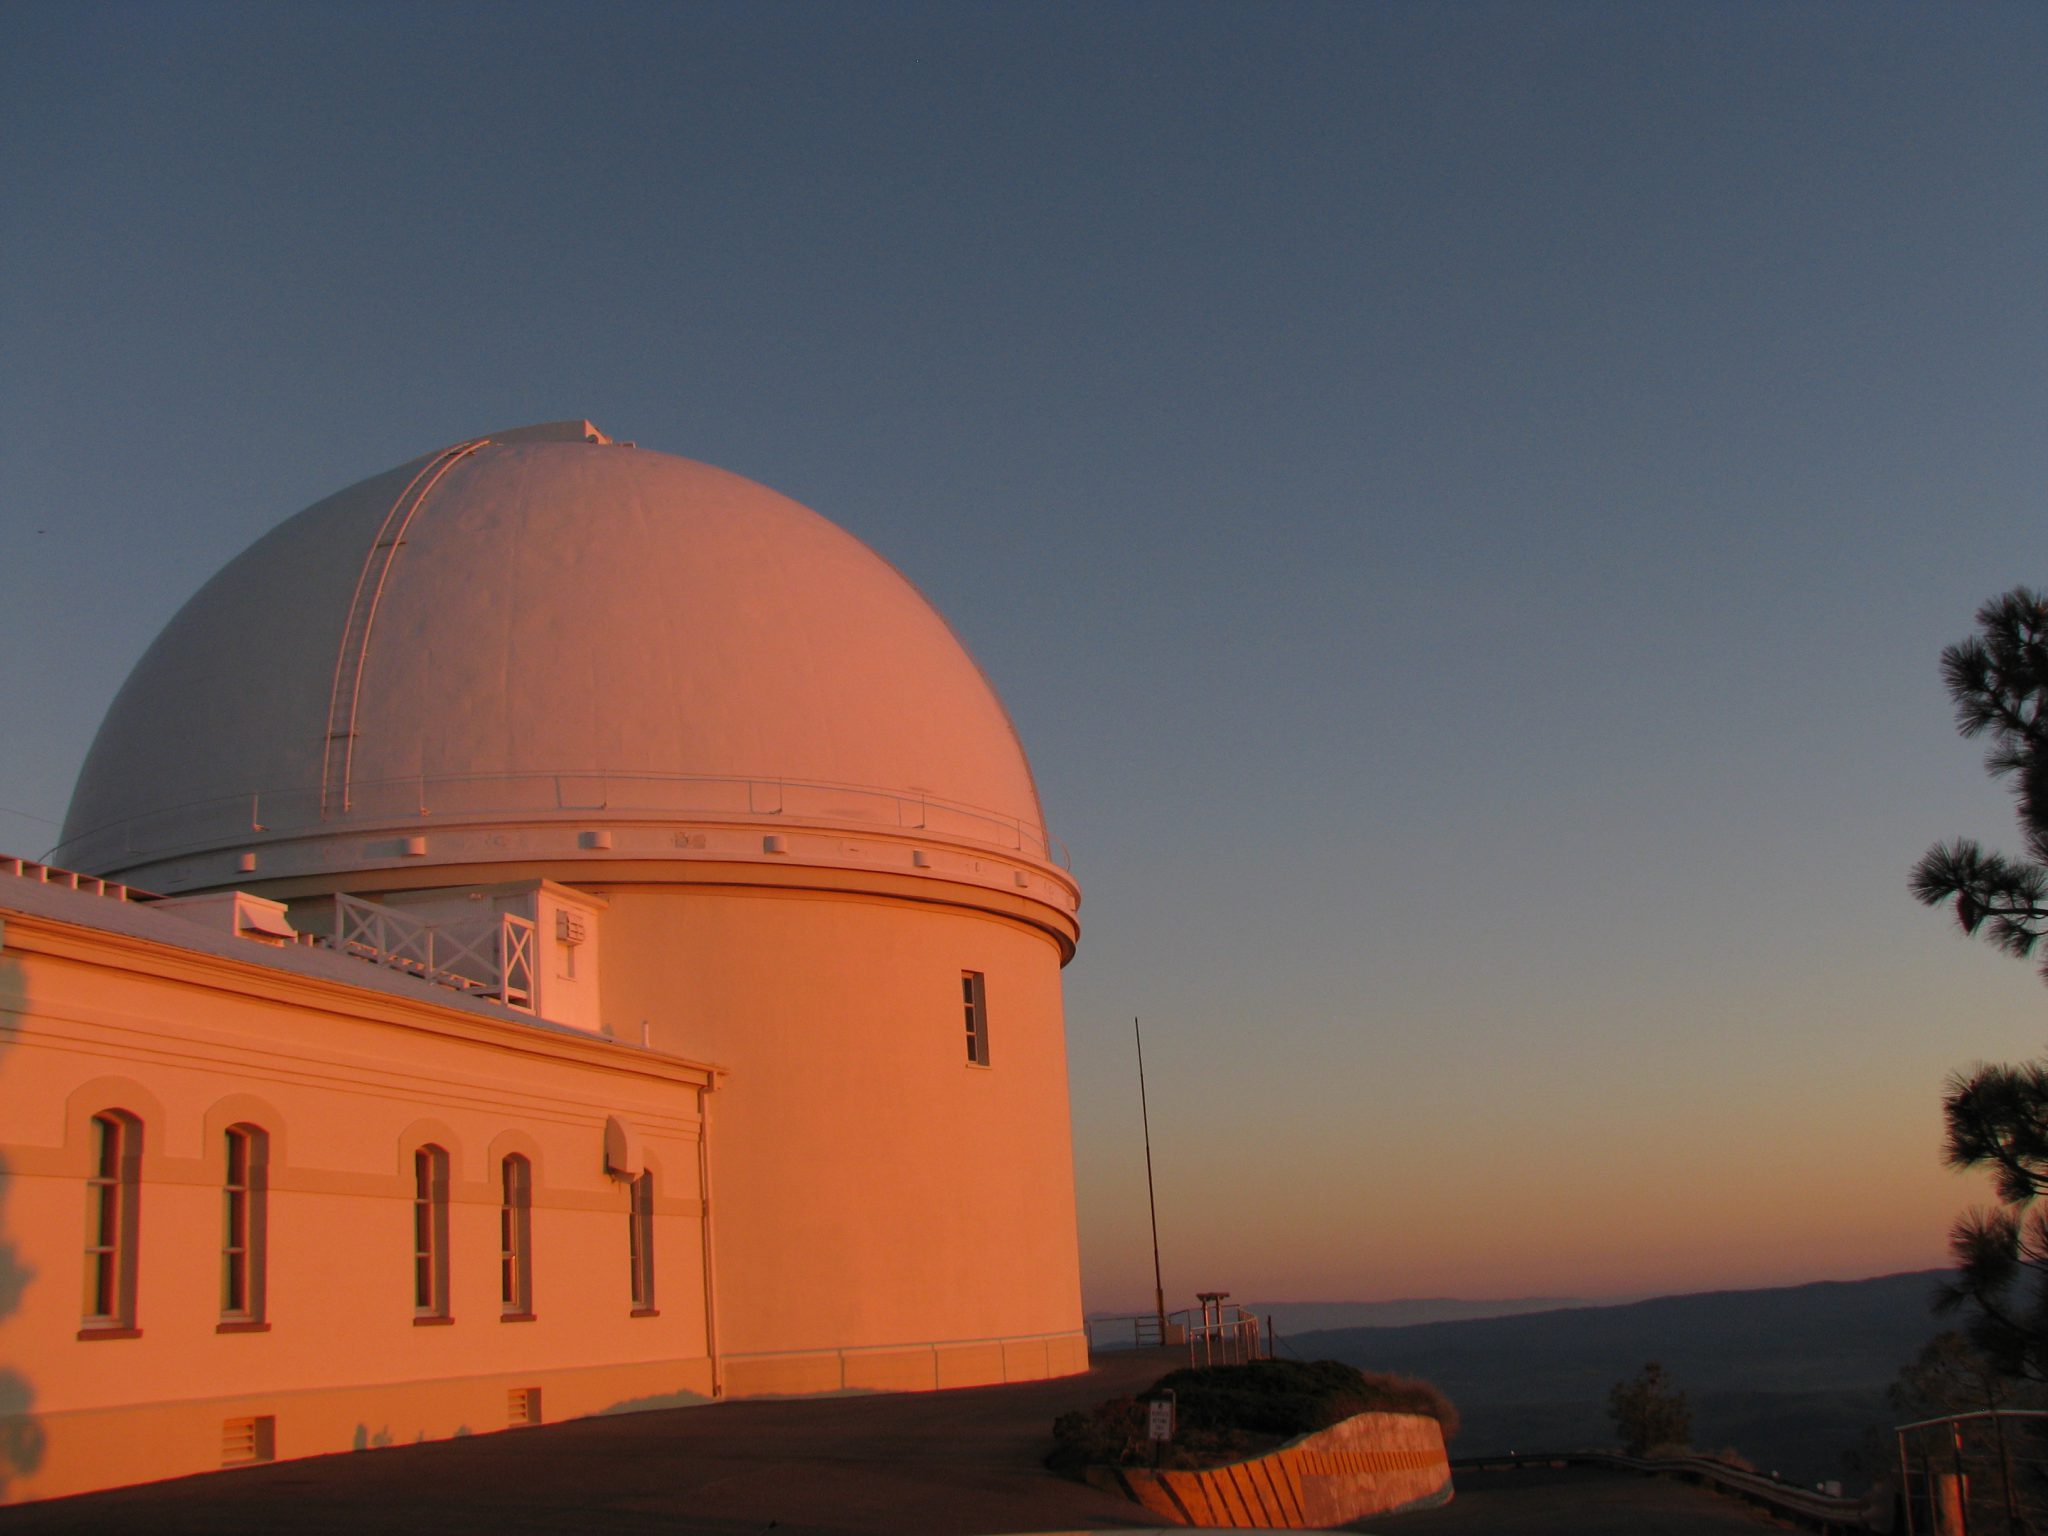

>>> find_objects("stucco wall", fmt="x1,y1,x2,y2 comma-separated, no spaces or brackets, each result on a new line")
596,882,1086,1365
0,890,716,1503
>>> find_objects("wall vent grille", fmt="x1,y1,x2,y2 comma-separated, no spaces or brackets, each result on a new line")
509,1387,542,1427
223,1414,276,1466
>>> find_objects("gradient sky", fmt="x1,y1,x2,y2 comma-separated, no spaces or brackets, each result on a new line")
5,1,2047,1313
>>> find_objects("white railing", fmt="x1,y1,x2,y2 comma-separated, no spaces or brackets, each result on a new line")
326,893,536,1013
1178,1295,1265,1367
1085,1313,1170,1351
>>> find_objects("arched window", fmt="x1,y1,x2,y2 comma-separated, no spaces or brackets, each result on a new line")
412,1144,450,1321
82,1110,141,1333
500,1154,533,1318
628,1170,655,1314
221,1124,269,1326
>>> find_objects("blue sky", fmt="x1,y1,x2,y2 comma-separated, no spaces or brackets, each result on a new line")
6,1,2048,1307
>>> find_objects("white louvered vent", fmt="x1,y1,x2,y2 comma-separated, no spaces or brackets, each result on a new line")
222,1414,276,1466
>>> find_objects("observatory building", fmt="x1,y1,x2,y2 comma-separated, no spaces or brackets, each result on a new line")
0,421,1085,1502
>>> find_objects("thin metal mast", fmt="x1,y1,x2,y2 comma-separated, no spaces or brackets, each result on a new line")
1136,1015,1166,1337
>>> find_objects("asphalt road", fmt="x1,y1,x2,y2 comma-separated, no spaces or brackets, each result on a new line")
1376,1464,1799,1536
0,1352,1800,1535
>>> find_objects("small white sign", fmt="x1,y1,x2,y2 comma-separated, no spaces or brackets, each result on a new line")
1148,1398,1175,1441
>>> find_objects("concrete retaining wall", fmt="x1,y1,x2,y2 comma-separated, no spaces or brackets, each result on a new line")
1104,1410,1452,1528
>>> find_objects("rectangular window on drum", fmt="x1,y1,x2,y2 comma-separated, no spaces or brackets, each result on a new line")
962,970,989,1066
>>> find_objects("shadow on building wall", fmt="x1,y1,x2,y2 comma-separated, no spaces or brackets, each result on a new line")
597,1387,712,1416
0,953,47,1497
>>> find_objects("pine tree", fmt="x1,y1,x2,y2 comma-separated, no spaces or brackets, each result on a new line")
1911,587,2048,972
1938,1064,2048,1380
1608,1362,1691,1457
1915,589,2048,1378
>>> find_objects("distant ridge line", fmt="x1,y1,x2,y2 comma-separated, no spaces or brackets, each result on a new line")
1273,1268,1952,1485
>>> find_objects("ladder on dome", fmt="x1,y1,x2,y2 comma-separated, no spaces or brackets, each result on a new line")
319,438,489,817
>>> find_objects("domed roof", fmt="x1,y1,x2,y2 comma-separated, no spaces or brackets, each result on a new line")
56,423,1067,903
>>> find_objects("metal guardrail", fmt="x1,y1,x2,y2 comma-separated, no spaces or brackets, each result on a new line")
1177,1297,1265,1367
1085,1299,1272,1364
1085,1314,1168,1351
1453,1450,1880,1534
1894,1407,2048,1536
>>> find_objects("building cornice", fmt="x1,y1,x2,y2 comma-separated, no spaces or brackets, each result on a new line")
230,848,1079,961
0,899,724,1088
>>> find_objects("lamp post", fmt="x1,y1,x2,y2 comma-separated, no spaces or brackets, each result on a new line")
1136,1015,1166,1340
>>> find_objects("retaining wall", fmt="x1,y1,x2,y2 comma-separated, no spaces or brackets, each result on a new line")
1102,1409,1452,1528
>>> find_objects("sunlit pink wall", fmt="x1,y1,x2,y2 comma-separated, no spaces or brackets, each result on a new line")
0,891,718,1502
598,879,1085,1367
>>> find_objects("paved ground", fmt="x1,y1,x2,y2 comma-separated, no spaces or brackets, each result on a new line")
0,1354,1798,1535
1376,1465,1799,1536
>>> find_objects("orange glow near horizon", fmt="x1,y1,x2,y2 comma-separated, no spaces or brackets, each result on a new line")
1068,946,2028,1314
1079,1139,1978,1312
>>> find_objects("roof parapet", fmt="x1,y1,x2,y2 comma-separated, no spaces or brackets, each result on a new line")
1,856,150,903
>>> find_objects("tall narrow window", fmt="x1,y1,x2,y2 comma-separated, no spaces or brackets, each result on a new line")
500,1154,533,1318
627,1170,656,1314
961,970,989,1066
221,1124,268,1326
412,1145,450,1321
83,1111,141,1332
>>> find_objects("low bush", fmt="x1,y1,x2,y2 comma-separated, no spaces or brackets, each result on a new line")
1049,1358,1458,1473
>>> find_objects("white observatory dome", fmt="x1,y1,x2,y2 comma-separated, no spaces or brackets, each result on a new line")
56,421,1068,914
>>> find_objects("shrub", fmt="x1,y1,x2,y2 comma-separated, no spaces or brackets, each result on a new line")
1049,1359,1458,1473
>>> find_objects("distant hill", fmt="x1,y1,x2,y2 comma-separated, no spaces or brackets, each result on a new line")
1087,1296,1605,1340
1287,1270,1950,1485
1248,1297,1606,1334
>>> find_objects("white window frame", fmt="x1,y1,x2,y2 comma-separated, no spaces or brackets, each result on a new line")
413,1144,451,1321
83,1110,141,1332
220,1124,268,1326
500,1153,533,1319
962,970,990,1066
628,1170,656,1314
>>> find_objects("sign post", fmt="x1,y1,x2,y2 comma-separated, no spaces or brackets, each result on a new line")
1148,1388,1176,1467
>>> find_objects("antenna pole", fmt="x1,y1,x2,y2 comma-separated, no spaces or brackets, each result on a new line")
1136,1015,1166,1338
